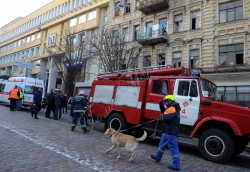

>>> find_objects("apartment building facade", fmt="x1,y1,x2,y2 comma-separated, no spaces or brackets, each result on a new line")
0,0,108,94
106,0,250,107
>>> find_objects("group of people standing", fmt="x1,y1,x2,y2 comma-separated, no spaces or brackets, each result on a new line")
45,89,68,120
8,85,24,111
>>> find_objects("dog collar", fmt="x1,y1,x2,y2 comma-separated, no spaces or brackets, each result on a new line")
110,132,117,137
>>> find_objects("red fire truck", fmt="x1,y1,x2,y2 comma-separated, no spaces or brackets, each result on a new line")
88,66,250,163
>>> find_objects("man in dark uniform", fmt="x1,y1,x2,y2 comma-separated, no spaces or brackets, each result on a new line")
32,87,42,119
71,91,89,133
45,89,55,119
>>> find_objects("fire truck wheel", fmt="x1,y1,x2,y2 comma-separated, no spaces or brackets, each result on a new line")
198,128,234,163
106,113,127,132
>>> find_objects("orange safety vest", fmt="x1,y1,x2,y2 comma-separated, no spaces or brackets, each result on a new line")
9,89,19,100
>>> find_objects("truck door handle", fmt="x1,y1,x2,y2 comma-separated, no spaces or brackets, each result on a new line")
202,101,211,105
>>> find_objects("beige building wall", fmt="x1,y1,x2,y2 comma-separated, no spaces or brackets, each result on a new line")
0,0,109,94
106,0,250,106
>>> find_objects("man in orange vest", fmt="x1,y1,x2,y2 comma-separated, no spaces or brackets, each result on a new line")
8,85,20,111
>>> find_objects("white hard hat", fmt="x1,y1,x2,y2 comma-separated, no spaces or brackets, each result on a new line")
79,91,85,95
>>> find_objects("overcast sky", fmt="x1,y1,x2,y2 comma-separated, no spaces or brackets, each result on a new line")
0,0,53,28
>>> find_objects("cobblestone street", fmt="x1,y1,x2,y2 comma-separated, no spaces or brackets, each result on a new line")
0,104,250,172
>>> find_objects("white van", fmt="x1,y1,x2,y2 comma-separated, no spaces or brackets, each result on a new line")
0,77,45,107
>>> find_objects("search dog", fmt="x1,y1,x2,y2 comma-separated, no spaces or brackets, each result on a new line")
104,128,147,162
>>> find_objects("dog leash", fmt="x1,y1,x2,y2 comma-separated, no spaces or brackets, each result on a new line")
119,119,158,133
152,119,159,140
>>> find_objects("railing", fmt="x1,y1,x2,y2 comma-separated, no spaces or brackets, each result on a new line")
137,29,167,40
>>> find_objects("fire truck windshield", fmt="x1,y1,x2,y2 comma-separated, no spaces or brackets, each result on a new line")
200,79,217,99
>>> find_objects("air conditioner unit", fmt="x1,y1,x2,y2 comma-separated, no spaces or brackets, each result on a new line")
229,62,234,66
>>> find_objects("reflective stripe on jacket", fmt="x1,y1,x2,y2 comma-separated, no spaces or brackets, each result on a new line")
19,91,24,99
9,89,19,100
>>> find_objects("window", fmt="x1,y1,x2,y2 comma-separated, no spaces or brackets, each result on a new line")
26,36,30,43
219,43,244,66
143,56,151,67
31,34,35,41
125,0,131,13
13,42,17,48
110,60,116,71
173,52,182,67
70,17,77,27
177,81,190,96
159,18,168,36
191,11,200,30
88,9,96,20
112,30,119,44
134,25,140,40
145,22,153,38
135,0,140,10
130,57,138,68
48,33,57,47
152,80,162,94
120,59,126,70
69,35,77,45
219,0,243,23
18,40,21,46
114,2,120,16
218,86,250,107
79,13,86,24
152,80,169,95
190,49,200,68
36,32,41,39
21,38,26,45
174,14,183,32
122,27,129,42
158,54,165,66
80,32,86,43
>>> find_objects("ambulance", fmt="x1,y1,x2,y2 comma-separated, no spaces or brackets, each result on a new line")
0,77,45,106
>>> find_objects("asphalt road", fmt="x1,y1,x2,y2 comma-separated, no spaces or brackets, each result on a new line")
0,104,250,172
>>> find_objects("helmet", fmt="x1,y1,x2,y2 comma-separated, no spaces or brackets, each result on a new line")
79,90,85,95
163,95,175,101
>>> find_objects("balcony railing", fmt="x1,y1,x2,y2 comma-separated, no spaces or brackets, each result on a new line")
137,29,168,46
139,0,169,14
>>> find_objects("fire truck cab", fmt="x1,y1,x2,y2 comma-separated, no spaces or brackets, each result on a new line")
88,66,250,163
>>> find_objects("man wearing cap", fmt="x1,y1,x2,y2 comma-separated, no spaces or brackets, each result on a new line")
71,91,89,133
16,87,24,111
150,94,181,171
8,85,20,111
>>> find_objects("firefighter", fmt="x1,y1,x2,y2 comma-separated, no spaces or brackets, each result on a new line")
16,87,24,111
71,91,89,133
150,94,181,171
8,85,20,111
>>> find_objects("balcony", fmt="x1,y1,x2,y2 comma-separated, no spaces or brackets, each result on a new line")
137,29,168,46
139,0,169,14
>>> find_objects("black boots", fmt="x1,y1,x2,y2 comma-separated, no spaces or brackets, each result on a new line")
34,113,39,119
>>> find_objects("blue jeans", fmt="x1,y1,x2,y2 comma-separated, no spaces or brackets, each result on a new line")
154,133,180,169
54,105,62,119
16,99,22,111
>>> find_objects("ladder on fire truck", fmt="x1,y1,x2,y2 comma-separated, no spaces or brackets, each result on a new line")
97,65,192,80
